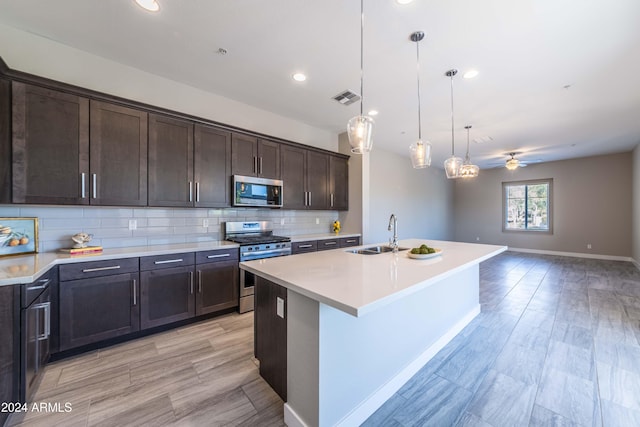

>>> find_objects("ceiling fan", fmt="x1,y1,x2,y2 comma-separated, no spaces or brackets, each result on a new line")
484,152,531,169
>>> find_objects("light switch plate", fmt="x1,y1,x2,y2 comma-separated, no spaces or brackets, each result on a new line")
128,219,137,230
276,297,285,318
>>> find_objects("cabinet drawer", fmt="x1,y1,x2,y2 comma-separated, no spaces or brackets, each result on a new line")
22,266,56,308
317,239,339,251
60,258,138,281
292,240,317,254
196,248,239,264
140,253,195,271
339,236,361,248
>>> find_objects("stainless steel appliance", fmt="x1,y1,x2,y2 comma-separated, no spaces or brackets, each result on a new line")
232,175,283,208
225,221,291,313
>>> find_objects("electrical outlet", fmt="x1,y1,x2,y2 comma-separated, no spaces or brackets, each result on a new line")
476,237,480,241
316,218,319,225
587,243,592,249
128,219,137,230
280,218,285,225
203,219,209,228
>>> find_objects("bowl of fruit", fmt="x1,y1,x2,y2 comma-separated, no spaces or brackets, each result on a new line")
407,244,443,260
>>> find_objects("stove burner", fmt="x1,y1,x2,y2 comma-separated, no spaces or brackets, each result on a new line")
227,235,291,245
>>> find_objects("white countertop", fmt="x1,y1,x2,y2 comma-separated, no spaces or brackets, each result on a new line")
240,239,507,317
0,241,239,286
290,232,360,242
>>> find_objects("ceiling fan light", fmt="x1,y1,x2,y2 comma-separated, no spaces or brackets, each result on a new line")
347,115,375,153
505,158,519,170
410,140,431,168
444,156,463,179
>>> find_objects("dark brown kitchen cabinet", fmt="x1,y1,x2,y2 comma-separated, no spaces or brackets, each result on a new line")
139,253,196,329
148,114,194,207
317,238,339,251
281,145,329,209
339,236,360,247
0,78,11,204
194,124,232,207
0,285,19,427
291,240,318,254
195,249,239,315
232,134,280,179
329,155,348,210
255,276,287,401
89,100,148,206
12,82,89,205
59,260,140,351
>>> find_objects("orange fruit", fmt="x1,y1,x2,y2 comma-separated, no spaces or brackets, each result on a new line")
9,239,19,247
19,237,29,245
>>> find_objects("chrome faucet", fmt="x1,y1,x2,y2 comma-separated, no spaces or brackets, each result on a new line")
388,214,398,252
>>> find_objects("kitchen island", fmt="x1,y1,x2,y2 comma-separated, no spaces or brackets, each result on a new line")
240,239,507,427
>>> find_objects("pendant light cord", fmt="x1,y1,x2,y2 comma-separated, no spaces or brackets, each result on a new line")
359,0,364,117
465,126,471,159
416,38,422,140
450,73,455,156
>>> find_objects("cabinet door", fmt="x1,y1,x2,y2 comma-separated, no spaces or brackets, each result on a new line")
329,155,349,210
59,272,140,351
231,133,258,177
281,145,306,209
196,260,238,315
148,114,194,207
12,82,89,204
306,151,329,210
257,139,280,179
255,276,287,401
194,124,231,207
90,101,148,206
0,79,10,204
140,266,195,329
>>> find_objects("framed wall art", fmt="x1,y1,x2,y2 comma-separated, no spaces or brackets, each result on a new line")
0,217,38,257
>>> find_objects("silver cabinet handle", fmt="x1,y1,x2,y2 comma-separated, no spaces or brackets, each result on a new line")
83,265,121,273
304,191,308,206
259,157,263,175
331,193,334,207
324,241,337,246
196,182,200,202
154,258,183,265
197,270,202,293
189,181,193,202
81,173,86,198
27,278,50,291
346,239,357,243
207,253,230,259
308,191,312,206
298,244,313,249
132,279,137,306
253,156,258,174
189,271,194,294
34,302,50,340
92,173,97,199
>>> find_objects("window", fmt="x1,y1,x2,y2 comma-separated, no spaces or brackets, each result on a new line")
503,179,552,232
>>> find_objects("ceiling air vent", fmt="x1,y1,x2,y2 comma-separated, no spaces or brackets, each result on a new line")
332,90,361,106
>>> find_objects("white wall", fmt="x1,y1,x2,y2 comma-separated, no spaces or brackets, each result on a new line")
633,144,640,266
367,148,454,245
0,23,337,152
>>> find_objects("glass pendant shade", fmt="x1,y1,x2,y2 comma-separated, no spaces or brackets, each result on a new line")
505,157,519,170
347,115,375,153
444,156,463,179
460,162,480,178
410,140,431,168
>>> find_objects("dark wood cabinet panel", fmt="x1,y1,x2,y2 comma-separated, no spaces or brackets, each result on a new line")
306,151,329,210
196,259,238,315
140,252,194,271
257,139,280,179
291,240,318,254
0,79,10,204
12,82,89,204
255,276,287,401
90,100,148,206
59,272,140,351
329,155,349,211
59,257,139,281
317,238,339,251
148,114,194,207
0,285,19,426
140,266,195,329
281,145,306,209
194,124,232,207
231,133,258,177
339,236,360,247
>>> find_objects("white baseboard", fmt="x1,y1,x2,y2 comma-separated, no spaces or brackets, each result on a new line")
333,305,481,427
508,247,635,263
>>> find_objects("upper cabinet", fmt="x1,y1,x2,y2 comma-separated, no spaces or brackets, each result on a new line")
12,82,89,205
90,101,148,206
281,145,331,210
231,134,280,179
0,79,10,204
329,155,348,211
194,124,232,208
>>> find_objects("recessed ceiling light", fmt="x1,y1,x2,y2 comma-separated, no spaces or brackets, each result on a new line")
135,0,160,12
396,0,414,4
368,110,379,116
463,69,479,79
292,73,307,82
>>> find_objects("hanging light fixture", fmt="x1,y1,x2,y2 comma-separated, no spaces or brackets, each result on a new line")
408,31,431,168
505,152,520,170
443,69,463,179
347,0,375,154
459,125,480,178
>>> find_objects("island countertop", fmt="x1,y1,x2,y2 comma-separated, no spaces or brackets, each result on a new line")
241,239,507,317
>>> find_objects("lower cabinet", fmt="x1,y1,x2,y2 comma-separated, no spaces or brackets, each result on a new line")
0,285,19,427
195,250,239,316
140,264,195,329
59,258,140,351
339,236,360,248
255,276,287,401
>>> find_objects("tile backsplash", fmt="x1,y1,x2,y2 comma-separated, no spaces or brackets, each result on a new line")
0,205,339,252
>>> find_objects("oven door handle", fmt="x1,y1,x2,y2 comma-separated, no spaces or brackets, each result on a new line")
241,249,291,258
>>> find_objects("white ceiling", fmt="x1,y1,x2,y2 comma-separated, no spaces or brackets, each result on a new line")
1,0,640,168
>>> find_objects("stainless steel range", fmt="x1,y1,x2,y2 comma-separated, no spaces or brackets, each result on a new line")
225,221,291,313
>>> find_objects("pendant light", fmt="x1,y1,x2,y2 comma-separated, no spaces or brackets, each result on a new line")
459,125,480,178
506,152,520,170
443,69,463,179
409,31,431,168
347,0,375,154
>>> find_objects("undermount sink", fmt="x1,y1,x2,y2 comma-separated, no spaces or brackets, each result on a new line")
348,246,409,255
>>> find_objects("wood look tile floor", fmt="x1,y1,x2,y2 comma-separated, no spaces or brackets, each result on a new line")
9,252,640,427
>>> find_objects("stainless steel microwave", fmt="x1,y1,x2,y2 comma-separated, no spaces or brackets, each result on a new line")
232,175,283,208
